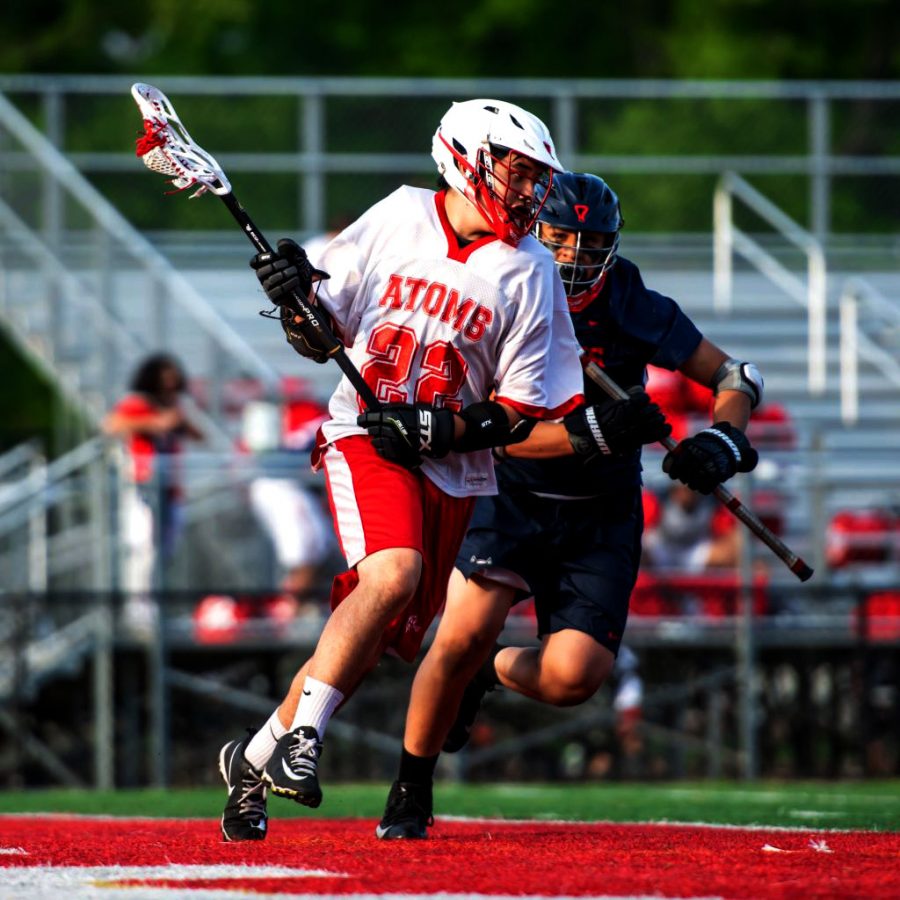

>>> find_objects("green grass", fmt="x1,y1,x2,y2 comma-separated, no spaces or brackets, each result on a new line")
1,782,898,832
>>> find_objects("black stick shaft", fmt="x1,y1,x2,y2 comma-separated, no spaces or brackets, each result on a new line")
220,192,381,411
585,361,813,582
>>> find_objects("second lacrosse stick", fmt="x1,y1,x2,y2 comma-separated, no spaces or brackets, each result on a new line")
585,360,813,582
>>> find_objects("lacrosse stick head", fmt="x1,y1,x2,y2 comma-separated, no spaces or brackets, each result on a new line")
131,83,231,199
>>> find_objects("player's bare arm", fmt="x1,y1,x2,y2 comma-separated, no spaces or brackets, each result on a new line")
501,419,573,458
677,337,755,429
504,391,670,460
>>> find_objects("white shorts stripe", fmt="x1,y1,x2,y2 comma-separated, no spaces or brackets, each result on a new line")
322,444,367,567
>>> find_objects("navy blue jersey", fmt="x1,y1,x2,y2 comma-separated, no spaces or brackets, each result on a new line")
496,256,703,498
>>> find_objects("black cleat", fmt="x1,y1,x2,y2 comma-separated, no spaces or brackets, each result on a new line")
443,668,497,753
219,734,268,842
262,725,323,808
375,781,434,840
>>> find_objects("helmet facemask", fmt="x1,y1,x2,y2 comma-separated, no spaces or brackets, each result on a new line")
439,134,554,245
537,224,620,311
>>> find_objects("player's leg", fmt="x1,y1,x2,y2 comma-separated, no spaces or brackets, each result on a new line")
495,629,614,705
220,435,426,833
306,547,422,690
378,487,537,840
406,569,515,757
220,653,376,842
263,437,427,807
377,569,515,840
443,488,642,748
265,546,422,797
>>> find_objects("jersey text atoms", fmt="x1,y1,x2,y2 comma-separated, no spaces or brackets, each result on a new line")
378,274,493,342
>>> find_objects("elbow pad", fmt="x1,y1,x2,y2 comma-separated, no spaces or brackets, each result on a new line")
454,401,535,452
711,359,764,409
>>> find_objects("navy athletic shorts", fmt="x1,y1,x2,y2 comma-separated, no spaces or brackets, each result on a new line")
455,487,643,655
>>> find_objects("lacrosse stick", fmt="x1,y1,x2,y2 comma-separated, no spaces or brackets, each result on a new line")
585,360,814,582
130,82,380,411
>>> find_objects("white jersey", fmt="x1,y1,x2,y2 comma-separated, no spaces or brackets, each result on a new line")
314,186,584,497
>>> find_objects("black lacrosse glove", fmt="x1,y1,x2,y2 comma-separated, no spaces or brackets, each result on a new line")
250,238,328,306
564,391,671,458
252,238,335,363
662,421,759,494
357,403,456,470
276,306,336,364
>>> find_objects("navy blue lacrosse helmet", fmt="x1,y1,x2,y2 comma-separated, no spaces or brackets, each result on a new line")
536,172,624,310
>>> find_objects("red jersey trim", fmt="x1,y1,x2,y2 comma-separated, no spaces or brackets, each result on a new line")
434,190,497,263
310,424,329,471
495,392,585,421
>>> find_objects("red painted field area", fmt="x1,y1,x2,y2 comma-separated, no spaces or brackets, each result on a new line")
1,815,898,899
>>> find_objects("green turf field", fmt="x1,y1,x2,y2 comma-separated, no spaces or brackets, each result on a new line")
1,781,898,831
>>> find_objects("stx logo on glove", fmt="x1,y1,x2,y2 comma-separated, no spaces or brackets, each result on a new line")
417,407,434,454
357,402,456,470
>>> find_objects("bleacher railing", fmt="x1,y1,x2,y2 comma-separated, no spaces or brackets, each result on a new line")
1,76,899,242
838,278,900,424
0,89,280,438
713,170,828,394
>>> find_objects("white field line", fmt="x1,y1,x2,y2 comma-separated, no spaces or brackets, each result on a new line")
0,810,864,833
439,814,857,833
0,868,723,900
0,810,881,836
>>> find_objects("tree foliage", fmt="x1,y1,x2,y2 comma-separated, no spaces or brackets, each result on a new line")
3,0,899,79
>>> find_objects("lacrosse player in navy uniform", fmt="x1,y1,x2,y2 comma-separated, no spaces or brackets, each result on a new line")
377,172,764,839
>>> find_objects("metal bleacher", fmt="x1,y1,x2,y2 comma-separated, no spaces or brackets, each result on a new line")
1,77,899,786
0,77,898,595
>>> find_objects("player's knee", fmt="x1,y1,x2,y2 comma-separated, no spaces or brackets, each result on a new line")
431,628,490,673
542,655,612,707
543,676,601,707
359,553,422,615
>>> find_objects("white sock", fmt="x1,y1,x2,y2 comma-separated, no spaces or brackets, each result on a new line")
244,710,288,771
292,676,344,739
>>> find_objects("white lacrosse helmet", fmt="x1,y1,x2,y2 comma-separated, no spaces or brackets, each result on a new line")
432,99,564,246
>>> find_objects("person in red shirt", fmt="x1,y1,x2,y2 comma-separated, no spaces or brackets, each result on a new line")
103,353,203,608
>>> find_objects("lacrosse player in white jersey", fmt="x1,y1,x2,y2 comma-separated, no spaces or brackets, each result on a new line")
217,98,585,841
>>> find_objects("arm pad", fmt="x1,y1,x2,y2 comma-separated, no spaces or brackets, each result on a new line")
711,359,764,409
453,401,534,453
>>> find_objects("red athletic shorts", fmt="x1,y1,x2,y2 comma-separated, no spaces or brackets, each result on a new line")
321,435,476,662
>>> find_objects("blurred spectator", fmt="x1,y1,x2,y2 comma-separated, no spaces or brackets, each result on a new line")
858,591,900,643
640,485,774,617
827,507,900,568
102,353,203,627
642,482,739,573
556,645,644,780
745,401,796,451
609,644,645,775
241,381,337,603
192,591,309,644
